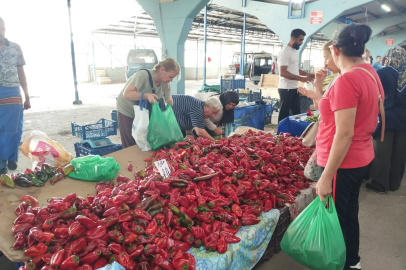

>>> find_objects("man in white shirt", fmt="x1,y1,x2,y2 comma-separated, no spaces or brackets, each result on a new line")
277,29,314,123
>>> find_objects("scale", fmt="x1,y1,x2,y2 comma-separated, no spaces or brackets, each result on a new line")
81,138,114,149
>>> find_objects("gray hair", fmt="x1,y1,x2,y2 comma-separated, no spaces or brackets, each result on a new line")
204,96,223,112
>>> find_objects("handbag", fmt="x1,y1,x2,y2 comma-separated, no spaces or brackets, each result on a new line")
304,149,322,181
301,119,319,148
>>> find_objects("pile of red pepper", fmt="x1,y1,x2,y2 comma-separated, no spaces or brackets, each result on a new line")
12,131,312,270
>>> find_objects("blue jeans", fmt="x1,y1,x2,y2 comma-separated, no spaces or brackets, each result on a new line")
0,159,6,169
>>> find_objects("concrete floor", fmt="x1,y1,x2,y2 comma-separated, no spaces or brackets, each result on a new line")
2,79,406,269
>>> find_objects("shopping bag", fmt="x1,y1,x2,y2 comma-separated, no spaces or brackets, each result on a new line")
68,155,121,181
304,149,322,181
132,93,152,151
281,196,346,270
20,130,74,170
95,261,125,270
147,102,183,150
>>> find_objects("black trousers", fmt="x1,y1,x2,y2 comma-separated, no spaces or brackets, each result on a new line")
278,88,300,123
370,130,406,191
332,166,369,269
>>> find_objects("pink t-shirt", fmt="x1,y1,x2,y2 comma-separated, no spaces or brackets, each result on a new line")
316,64,384,169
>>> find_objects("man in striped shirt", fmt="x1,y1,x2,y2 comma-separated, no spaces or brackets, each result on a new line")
172,95,222,141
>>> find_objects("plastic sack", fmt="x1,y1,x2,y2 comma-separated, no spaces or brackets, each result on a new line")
20,131,74,170
281,196,346,270
68,155,121,182
95,261,125,270
147,102,183,150
132,96,152,151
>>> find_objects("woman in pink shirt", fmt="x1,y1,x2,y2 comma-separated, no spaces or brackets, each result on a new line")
300,24,385,270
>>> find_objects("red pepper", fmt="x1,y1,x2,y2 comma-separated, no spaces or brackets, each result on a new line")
173,230,183,241
221,222,239,234
241,213,261,226
29,228,54,243
50,249,65,267
190,227,205,240
137,234,155,245
14,213,35,225
68,222,86,239
41,219,54,230
217,237,228,254
231,204,243,217
204,232,219,252
80,250,101,264
99,215,118,228
24,242,48,257
182,233,195,246
109,243,123,254
124,233,138,245
86,226,106,241
133,209,152,221
153,254,174,270
13,232,27,250
129,245,144,260
94,257,108,269
220,231,241,243
196,212,214,224
54,227,69,239
128,164,133,171
12,223,33,234
61,255,80,269
118,211,133,223
70,237,87,254
264,199,273,212
15,202,27,216
20,195,39,207
58,207,78,219
232,218,242,229
144,244,159,256
201,222,212,235
212,220,221,233
145,218,158,235
75,215,97,230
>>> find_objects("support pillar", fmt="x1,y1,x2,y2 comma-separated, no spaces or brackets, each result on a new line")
203,5,208,85
137,0,210,94
240,13,246,77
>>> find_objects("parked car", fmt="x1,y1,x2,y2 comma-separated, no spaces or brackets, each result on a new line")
125,49,158,80
249,53,278,85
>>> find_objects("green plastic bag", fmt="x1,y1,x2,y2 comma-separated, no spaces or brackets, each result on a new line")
68,155,121,181
198,84,221,93
281,196,346,270
147,102,184,150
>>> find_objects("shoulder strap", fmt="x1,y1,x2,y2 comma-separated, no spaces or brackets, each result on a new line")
139,69,155,94
350,67,385,142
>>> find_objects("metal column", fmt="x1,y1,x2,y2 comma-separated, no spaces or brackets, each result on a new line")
239,13,246,77
67,0,82,105
196,40,199,80
308,38,312,73
219,41,222,77
203,5,208,85
91,33,97,85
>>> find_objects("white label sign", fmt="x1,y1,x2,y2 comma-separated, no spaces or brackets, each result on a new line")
154,159,171,178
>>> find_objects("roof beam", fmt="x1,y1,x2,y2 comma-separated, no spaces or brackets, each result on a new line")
357,7,380,19
376,0,406,14
216,15,245,25
342,11,364,17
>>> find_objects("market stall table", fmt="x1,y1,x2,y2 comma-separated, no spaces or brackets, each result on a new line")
277,112,318,136
0,145,151,262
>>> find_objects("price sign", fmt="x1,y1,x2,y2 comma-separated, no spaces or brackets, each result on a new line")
154,159,171,178
386,39,394,46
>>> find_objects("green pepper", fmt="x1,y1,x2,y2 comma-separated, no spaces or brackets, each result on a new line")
168,203,194,229
58,207,78,219
62,164,75,176
29,175,44,187
148,206,163,217
0,174,15,188
41,163,54,176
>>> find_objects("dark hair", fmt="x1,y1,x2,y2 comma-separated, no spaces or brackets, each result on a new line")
377,55,381,58
333,24,372,57
291,29,306,38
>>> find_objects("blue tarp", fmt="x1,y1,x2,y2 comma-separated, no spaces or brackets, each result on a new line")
234,103,266,131
277,112,314,137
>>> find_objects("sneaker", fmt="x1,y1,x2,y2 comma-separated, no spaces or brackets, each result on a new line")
366,181,386,194
0,167,8,175
349,262,361,269
7,160,17,170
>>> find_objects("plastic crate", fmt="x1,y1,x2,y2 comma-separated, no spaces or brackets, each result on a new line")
15,262,25,270
74,142,122,157
71,118,118,140
220,76,245,92
274,206,291,253
246,89,262,102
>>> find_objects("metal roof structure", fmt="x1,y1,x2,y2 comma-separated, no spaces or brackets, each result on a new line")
93,0,406,49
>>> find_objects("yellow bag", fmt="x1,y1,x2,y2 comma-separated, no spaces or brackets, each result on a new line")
20,131,74,169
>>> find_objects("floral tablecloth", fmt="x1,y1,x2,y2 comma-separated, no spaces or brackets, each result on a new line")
286,182,317,221
187,209,280,270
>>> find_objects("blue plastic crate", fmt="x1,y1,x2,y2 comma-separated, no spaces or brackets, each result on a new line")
71,118,117,140
15,262,25,270
74,142,122,157
246,89,262,102
220,76,246,92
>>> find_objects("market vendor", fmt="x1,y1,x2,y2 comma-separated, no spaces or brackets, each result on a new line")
116,58,180,148
171,95,222,141
195,91,239,136
0,17,30,174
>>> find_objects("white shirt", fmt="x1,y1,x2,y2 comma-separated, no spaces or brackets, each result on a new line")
277,45,299,89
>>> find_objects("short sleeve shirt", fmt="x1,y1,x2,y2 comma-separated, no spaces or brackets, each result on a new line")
172,95,205,131
0,39,25,87
316,64,384,169
116,70,171,118
277,45,299,89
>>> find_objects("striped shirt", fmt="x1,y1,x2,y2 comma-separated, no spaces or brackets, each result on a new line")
172,95,205,131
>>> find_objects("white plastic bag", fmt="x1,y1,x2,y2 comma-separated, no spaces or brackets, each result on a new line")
132,98,152,151
95,261,125,270
20,131,74,169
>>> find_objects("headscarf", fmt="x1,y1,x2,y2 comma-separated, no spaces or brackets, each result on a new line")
384,46,406,92
219,91,239,125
